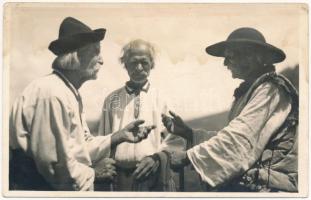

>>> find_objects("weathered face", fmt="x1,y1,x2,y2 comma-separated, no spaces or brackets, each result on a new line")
124,45,153,83
223,47,255,80
77,42,103,80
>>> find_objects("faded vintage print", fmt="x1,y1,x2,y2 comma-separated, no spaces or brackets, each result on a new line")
3,2,308,197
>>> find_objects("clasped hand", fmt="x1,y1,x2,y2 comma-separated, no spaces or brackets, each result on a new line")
94,158,117,182
133,156,160,181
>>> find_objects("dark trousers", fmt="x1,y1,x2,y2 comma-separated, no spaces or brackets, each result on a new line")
9,149,54,191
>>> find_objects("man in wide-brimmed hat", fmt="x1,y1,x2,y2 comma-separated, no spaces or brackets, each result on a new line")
162,27,298,192
9,17,155,191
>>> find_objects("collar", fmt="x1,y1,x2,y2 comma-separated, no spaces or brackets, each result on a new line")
233,81,253,99
233,65,276,99
53,69,81,101
125,80,150,95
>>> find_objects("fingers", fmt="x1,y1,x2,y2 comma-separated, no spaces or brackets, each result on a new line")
108,170,117,177
135,163,153,180
105,164,116,171
143,165,155,179
96,165,116,174
103,158,116,165
151,160,160,174
161,114,171,123
94,158,117,181
144,125,156,135
133,161,147,178
148,125,157,131
133,157,157,180
161,114,174,131
169,110,178,118
126,120,145,132
132,119,145,127
125,123,156,143
161,113,169,119
136,125,156,141
95,168,116,181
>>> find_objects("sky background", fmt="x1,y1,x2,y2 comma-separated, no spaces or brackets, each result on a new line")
5,3,303,121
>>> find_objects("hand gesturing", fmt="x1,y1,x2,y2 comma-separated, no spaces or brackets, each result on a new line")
161,111,193,140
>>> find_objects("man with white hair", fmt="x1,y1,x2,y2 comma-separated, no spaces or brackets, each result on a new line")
9,17,154,191
97,39,185,191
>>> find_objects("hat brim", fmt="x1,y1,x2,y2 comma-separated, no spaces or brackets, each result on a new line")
49,28,106,55
205,39,286,64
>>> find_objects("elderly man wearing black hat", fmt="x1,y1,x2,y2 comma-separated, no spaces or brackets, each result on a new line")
9,17,155,191
162,27,298,192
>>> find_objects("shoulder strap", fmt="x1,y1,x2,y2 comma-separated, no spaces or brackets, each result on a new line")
244,72,298,115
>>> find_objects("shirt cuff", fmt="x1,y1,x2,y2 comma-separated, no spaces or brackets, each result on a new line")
186,147,216,187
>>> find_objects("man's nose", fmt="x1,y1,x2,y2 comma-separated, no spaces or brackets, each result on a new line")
98,56,104,65
137,63,143,71
224,57,229,66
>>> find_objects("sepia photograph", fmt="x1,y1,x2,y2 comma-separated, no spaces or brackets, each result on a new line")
2,2,309,197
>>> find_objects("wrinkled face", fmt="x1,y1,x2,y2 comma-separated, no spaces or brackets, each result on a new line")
124,46,153,83
223,47,254,80
77,42,103,80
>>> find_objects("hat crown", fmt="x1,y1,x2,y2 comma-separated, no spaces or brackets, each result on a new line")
59,17,92,38
227,27,266,43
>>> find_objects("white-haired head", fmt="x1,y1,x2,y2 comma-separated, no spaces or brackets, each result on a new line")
120,39,156,69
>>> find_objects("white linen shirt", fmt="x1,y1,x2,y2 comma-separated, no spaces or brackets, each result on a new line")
97,83,185,168
9,71,112,191
186,81,291,187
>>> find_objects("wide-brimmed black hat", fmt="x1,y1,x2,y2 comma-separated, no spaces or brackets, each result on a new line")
49,17,106,55
205,27,286,64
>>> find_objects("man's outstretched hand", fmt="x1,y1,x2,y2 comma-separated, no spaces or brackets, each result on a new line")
161,111,193,140
111,120,156,145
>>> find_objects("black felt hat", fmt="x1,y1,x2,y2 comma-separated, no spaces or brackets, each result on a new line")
206,27,286,64
49,17,106,55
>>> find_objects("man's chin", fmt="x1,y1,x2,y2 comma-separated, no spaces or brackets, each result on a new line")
132,76,148,83
91,74,98,80
133,79,148,84
86,73,98,81
231,72,239,79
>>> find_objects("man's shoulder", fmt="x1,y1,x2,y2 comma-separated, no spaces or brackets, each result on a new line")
104,86,126,101
253,73,296,95
247,73,296,104
23,74,68,100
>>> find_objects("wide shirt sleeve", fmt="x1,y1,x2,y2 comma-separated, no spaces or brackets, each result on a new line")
186,82,291,187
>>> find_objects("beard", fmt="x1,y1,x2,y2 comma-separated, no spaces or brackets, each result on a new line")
79,62,101,81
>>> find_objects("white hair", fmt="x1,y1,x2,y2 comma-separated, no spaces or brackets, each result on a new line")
52,51,81,70
120,39,156,69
